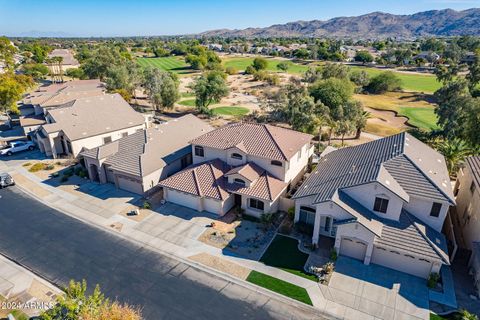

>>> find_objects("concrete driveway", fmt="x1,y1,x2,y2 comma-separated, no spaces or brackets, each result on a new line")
320,257,430,320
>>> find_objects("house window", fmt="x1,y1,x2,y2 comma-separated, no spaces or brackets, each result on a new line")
373,197,389,213
430,202,442,217
471,181,476,194
299,206,315,226
121,132,128,138
271,160,282,167
103,136,112,144
231,153,243,160
181,154,192,169
234,178,246,186
249,198,264,211
194,146,204,157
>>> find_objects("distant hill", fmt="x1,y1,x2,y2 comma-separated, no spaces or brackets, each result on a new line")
200,9,480,39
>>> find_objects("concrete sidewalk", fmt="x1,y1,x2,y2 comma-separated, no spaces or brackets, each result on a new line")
0,254,62,317
6,162,431,320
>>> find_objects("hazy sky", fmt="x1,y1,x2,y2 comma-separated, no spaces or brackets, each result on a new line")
1,0,479,37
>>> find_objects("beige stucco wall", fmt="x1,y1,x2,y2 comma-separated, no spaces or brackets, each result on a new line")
455,166,480,249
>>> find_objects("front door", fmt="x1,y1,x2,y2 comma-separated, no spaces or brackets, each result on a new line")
234,194,242,206
324,216,331,232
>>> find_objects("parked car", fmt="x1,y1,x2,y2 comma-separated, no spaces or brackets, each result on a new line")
0,173,15,188
0,141,35,156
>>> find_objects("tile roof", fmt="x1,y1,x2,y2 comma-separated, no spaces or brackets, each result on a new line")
190,122,313,161
293,132,454,204
160,159,287,202
36,79,104,93
81,115,212,177
466,156,480,190
44,93,145,141
334,190,449,263
19,114,46,127
225,162,263,182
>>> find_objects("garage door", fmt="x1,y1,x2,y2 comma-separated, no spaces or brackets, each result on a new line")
203,198,222,214
166,189,200,211
116,176,143,194
371,246,433,278
340,237,367,261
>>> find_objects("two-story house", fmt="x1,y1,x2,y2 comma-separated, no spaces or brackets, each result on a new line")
293,132,455,278
159,122,314,217
36,93,147,159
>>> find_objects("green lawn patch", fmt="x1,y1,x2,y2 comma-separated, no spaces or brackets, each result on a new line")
398,106,440,131
247,270,313,305
260,235,317,281
211,106,250,116
430,313,447,320
181,92,194,98
136,57,193,75
178,99,196,107
350,66,441,93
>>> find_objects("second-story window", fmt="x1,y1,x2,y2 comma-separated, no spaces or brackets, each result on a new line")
430,202,442,217
194,146,204,157
103,136,112,144
373,197,389,213
271,160,282,167
231,153,243,160
234,178,246,186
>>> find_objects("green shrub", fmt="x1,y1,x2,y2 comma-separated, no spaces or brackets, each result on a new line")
330,248,338,261
225,66,238,75
287,207,295,221
22,162,32,167
366,71,402,94
245,65,256,75
74,167,83,176
427,272,440,288
142,201,151,210
63,168,74,177
29,163,46,172
45,164,55,170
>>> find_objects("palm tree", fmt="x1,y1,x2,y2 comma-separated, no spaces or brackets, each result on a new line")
355,111,371,139
437,138,472,176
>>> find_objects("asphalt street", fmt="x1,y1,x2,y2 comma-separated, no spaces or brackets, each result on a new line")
0,186,325,320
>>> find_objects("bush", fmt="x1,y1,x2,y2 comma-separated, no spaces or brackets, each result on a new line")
22,162,31,167
287,207,295,221
245,65,256,75
60,176,69,183
225,66,238,75
252,57,268,71
427,272,440,288
142,201,151,210
294,222,314,236
330,248,338,261
29,163,46,172
365,71,402,94
63,168,74,177
45,164,55,170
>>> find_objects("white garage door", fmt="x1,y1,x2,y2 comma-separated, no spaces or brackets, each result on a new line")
371,246,433,278
203,198,222,214
117,176,143,194
166,189,200,211
340,237,367,261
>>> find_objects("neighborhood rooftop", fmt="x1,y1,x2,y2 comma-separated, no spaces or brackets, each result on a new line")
190,122,313,161
293,132,455,204
42,93,145,141
81,114,213,177
159,159,287,202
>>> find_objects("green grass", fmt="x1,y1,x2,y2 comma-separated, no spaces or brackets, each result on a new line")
350,66,441,93
222,57,309,74
180,92,194,98
211,106,250,116
178,99,196,107
137,56,193,75
398,106,440,131
246,271,313,305
260,235,317,281
430,313,447,320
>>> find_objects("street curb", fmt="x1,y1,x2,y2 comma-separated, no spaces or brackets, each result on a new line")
11,183,338,319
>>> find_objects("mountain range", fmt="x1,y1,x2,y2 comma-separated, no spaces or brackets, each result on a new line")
200,9,480,39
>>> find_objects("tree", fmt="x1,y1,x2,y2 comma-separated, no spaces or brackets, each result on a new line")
0,36,16,70
354,51,374,64
309,78,355,112
335,119,355,146
354,110,371,139
293,48,310,60
189,71,229,114
40,280,141,320
82,46,131,81
276,61,291,72
437,138,472,175
0,73,34,114
456,309,479,320
349,70,370,87
104,60,141,99
320,63,350,80
365,71,401,94
252,57,268,71
466,51,480,93
143,67,179,111
22,63,49,79
65,67,85,80
245,65,256,75
435,63,460,85
225,66,238,75
303,67,322,83
434,79,472,139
